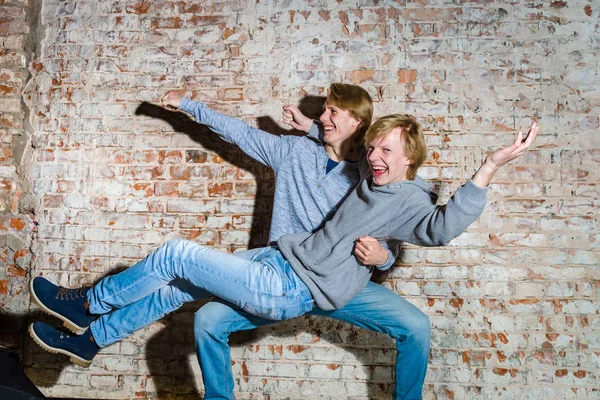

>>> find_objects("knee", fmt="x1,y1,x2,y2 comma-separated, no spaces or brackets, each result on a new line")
388,307,430,347
194,303,231,341
159,239,196,259
160,283,188,308
412,311,431,341
163,238,185,252
404,310,431,348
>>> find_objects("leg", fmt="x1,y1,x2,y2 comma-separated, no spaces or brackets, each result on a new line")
91,279,210,347
87,240,313,321
30,242,313,367
29,280,206,368
29,242,263,335
194,300,276,400
92,248,266,347
193,248,282,400
311,281,430,400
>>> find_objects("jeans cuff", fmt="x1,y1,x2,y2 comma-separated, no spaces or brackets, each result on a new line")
89,321,105,348
87,287,109,315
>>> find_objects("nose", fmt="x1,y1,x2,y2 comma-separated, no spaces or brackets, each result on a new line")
319,109,330,123
367,148,380,162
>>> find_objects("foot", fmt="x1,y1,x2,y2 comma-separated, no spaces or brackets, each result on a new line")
29,277,96,335
29,322,99,368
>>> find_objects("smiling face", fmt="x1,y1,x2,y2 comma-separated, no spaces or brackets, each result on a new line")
367,127,412,186
319,102,362,148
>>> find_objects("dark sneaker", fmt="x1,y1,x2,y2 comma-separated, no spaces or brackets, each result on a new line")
29,322,99,367
29,277,95,335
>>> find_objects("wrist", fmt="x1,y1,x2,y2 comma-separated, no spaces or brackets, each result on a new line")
178,96,190,110
472,159,498,188
303,120,314,133
376,253,389,266
480,160,499,176
483,155,502,170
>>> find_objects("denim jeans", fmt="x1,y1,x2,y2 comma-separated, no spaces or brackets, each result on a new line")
87,240,315,347
195,280,430,400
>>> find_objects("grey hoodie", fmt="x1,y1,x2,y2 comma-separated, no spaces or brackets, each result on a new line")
277,175,487,310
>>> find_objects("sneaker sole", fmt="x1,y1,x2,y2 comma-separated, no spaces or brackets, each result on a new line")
29,278,89,335
28,324,93,368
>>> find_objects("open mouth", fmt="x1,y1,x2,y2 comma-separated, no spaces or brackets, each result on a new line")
371,166,387,177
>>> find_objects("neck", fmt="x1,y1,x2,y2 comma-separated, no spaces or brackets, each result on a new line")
325,142,358,162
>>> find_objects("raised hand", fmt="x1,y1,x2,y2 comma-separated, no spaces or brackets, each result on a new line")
487,121,539,168
472,121,539,188
161,91,186,110
282,104,313,133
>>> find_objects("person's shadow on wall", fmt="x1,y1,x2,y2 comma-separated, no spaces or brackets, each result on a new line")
136,97,395,399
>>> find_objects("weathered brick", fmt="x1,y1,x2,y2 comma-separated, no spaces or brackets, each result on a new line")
6,0,598,398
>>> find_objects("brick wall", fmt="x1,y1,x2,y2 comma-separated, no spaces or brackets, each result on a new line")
14,0,600,398
0,0,36,350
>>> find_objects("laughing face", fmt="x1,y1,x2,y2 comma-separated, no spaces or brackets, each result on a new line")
367,127,412,186
319,102,361,148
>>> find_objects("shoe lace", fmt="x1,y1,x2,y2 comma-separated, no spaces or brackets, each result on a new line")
56,286,90,301
59,332,71,339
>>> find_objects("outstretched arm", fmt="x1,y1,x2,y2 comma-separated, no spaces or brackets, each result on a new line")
472,121,539,187
159,91,292,170
402,121,540,246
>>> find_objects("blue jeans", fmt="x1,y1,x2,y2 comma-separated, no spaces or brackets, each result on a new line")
87,240,314,347
195,277,430,400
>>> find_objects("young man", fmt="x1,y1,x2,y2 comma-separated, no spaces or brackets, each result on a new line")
192,113,538,400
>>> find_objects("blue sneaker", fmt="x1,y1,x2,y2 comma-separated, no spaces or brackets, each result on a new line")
29,277,96,335
29,322,99,367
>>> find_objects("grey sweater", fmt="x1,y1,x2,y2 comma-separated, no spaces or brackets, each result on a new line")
278,175,488,310
178,98,360,243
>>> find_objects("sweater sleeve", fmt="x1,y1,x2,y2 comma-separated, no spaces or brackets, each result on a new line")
179,97,293,171
376,243,400,271
307,121,324,142
399,179,488,246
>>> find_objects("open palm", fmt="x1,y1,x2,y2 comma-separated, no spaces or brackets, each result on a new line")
486,121,539,168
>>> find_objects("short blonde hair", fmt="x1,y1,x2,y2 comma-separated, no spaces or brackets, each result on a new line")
364,114,427,180
327,83,373,142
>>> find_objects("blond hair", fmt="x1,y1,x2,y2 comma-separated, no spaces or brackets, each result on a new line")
364,114,427,180
326,83,373,141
